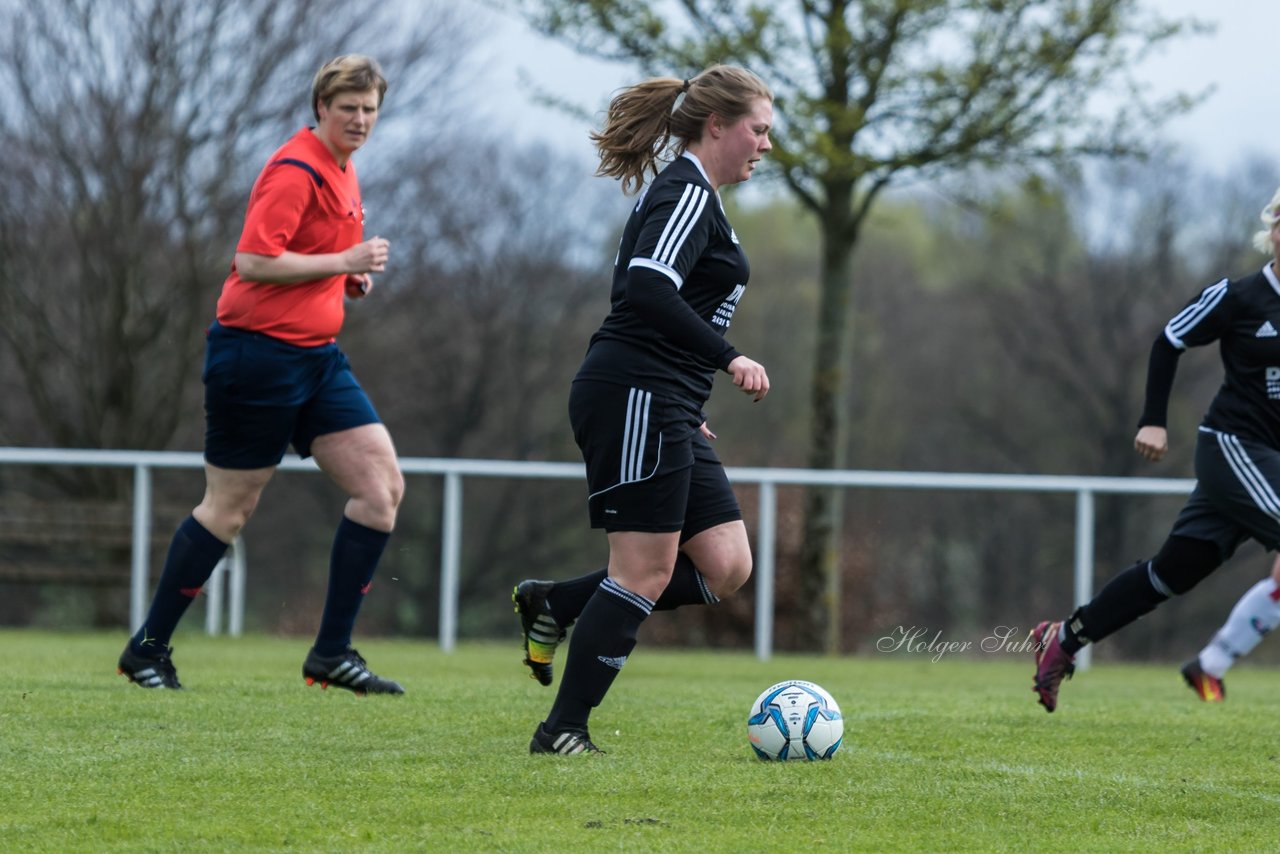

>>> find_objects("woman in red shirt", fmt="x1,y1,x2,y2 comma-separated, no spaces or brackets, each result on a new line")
117,55,405,695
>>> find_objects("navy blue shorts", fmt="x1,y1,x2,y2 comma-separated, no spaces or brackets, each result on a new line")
568,380,742,540
202,322,380,469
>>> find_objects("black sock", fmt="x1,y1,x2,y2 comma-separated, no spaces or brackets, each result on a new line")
132,516,228,653
546,567,608,627
544,577,653,733
1061,559,1168,654
546,554,719,625
653,553,719,611
314,517,389,656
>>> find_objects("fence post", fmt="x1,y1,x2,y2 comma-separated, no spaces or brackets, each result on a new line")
229,536,246,637
755,481,777,660
440,471,462,652
205,557,225,635
1074,489,1095,670
129,464,152,632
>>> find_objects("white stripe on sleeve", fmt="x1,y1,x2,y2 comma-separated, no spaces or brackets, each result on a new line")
652,184,708,268
1164,279,1228,349
628,257,684,290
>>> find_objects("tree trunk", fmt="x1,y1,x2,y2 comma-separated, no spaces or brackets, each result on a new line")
798,191,856,652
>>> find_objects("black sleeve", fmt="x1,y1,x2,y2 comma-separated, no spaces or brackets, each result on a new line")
1164,278,1232,349
1137,334,1184,429
625,266,741,370
631,179,713,284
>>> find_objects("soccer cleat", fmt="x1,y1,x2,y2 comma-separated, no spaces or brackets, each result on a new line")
529,722,603,755
1181,659,1225,702
117,643,182,689
513,580,565,686
1031,620,1075,713
302,646,404,696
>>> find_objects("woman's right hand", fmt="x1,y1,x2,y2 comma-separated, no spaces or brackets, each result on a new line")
344,236,390,273
1134,425,1168,462
727,355,769,402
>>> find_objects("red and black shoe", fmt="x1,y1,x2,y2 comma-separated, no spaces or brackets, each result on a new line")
1031,620,1075,713
1181,659,1225,702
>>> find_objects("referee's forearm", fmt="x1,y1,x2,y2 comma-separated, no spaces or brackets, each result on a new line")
234,250,351,284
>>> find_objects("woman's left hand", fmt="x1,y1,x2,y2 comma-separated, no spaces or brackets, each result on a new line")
1134,425,1168,462
345,273,372,299
727,355,770,402
700,422,717,441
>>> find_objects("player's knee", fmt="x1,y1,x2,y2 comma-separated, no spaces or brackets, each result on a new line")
617,562,676,602
353,468,404,525
704,551,752,598
1150,535,1223,596
711,567,750,598
197,495,258,541
382,468,405,512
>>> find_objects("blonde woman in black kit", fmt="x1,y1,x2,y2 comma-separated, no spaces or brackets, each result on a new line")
1178,190,1280,703
1033,185,1280,713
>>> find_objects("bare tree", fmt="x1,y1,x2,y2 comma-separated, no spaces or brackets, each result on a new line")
336,138,621,636
0,0,472,625
947,156,1280,657
0,0,469,496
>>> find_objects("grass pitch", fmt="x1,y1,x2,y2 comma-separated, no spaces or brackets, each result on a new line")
1,630,1277,852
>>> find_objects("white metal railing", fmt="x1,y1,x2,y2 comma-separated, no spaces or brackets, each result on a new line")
0,447,1196,666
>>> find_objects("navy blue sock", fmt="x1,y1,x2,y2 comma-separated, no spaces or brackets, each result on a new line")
545,577,653,733
131,516,228,652
314,517,390,656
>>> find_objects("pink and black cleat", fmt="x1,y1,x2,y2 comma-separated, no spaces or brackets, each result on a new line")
1031,620,1076,713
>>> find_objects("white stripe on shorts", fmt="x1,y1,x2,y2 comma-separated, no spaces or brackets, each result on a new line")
1212,430,1280,524
621,387,651,483
587,388,663,501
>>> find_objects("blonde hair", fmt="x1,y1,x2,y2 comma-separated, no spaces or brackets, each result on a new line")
1252,186,1280,254
311,55,388,121
591,65,773,194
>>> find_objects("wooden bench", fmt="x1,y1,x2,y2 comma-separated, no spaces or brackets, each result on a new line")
0,499,180,586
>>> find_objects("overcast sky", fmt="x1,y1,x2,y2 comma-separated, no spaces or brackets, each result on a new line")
472,1,1276,175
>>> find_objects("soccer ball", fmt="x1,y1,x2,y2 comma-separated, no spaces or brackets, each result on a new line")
746,680,843,761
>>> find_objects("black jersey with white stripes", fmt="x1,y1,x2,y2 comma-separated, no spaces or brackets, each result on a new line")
1164,264,1280,448
574,152,749,406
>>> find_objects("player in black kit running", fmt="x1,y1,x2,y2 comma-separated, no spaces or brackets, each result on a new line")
1033,185,1280,712
519,65,774,754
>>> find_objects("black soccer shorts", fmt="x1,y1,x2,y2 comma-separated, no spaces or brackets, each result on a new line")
568,380,741,540
1170,427,1280,558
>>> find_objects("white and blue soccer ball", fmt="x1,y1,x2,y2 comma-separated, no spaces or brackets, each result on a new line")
747,679,843,761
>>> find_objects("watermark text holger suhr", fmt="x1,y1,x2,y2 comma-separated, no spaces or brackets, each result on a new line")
876,626,1046,662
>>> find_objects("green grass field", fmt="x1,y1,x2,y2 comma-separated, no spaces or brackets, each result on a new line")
1,630,1277,852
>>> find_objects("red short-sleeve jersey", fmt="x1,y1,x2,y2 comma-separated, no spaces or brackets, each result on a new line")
215,128,364,346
